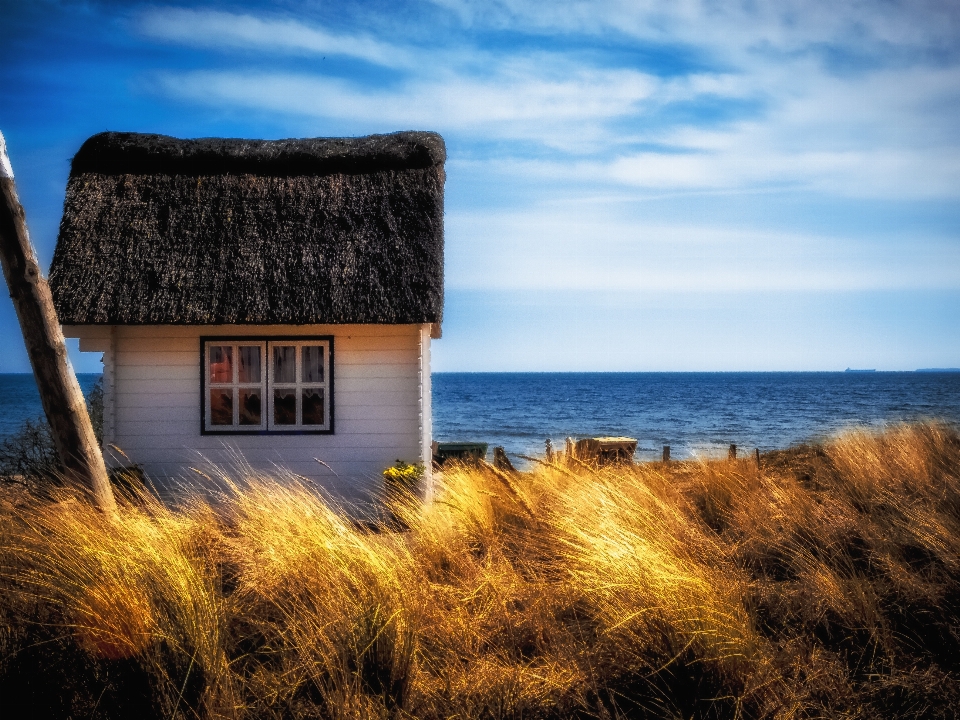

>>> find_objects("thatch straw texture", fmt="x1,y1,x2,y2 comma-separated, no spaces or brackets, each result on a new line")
49,132,445,325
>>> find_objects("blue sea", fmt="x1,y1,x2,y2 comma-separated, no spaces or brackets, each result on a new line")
0,373,103,441
432,372,960,462
1,372,958,462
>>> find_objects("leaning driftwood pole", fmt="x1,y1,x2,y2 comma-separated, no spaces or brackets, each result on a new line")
0,132,115,512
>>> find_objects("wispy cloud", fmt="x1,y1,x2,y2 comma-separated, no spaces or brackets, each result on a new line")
425,0,960,61
137,8,414,68
138,3,960,198
153,64,660,149
445,206,960,292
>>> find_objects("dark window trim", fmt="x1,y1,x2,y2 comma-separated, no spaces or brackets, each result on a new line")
200,335,335,436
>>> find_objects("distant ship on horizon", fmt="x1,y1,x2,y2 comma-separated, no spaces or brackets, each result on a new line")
843,367,960,373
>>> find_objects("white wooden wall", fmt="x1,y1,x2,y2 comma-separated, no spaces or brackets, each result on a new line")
63,324,432,502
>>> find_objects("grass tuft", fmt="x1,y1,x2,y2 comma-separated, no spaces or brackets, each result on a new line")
2,422,959,718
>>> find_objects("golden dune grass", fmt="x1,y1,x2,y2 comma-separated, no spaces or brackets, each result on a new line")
1,422,959,719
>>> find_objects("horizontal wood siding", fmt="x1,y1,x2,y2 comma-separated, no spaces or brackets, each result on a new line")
419,323,434,498
67,324,428,501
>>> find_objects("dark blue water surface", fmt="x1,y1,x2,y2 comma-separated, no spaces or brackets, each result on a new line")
0,373,102,441
433,372,960,462
1,373,958,464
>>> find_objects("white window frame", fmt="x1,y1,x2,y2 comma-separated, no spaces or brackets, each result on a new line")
202,336,334,435
204,341,267,432
267,342,330,431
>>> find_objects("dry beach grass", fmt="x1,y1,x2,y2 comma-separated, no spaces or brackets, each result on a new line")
1,423,959,718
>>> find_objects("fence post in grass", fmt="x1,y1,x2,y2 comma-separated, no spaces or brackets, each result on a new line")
755,448,761,468
0,132,115,513
662,445,670,462
493,446,516,473
729,444,737,460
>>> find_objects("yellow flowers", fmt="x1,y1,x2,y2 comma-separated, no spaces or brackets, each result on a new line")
382,459,425,490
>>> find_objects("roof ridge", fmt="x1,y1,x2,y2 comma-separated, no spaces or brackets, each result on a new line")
70,131,446,177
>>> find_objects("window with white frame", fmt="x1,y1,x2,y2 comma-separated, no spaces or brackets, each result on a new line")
202,338,333,433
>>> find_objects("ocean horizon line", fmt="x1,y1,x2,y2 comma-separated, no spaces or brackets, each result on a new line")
1,369,959,376
434,369,960,374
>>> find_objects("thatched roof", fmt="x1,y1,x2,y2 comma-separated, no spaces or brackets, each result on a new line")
49,131,445,326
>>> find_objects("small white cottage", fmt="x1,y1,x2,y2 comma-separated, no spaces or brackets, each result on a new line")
48,131,445,500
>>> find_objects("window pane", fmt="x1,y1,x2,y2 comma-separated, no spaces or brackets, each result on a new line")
302,388,324,425
238,346,261,383
273,346,296,384
210,389,233,425
239,389,262,426
302,346,324,383
209,346,233,383
274,389,296,425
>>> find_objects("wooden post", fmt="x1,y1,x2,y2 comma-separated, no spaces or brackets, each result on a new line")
662,445,670,462
0,132,115,512
728,444,737,460
493,446,516,473
755,448,761,468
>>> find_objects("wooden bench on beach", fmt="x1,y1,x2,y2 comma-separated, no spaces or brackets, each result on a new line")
570,436,638,466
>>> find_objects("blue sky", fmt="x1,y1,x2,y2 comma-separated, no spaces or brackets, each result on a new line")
1,0,958,371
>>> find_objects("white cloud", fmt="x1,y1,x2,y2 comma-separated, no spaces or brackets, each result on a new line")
425,0,960,59
154,65,659,147
441,53,960,199
137,8,413,68
444,206,960,292
140,3,960,198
